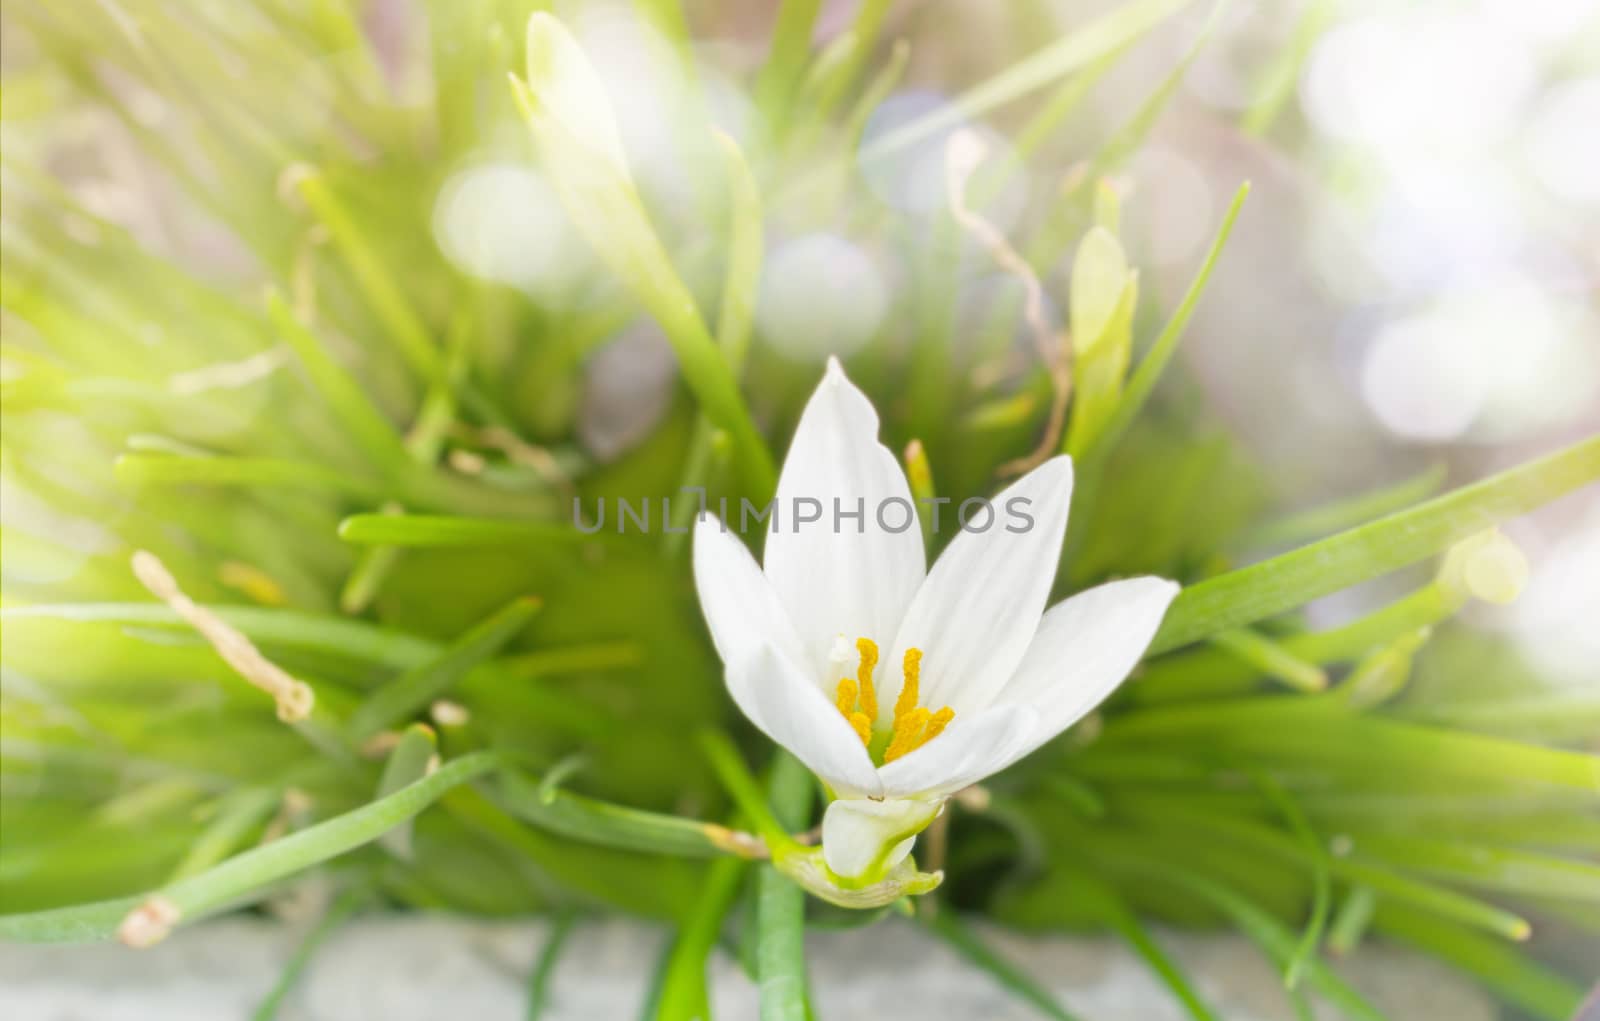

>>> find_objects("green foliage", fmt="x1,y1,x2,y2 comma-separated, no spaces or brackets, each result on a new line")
1,2,1595,1019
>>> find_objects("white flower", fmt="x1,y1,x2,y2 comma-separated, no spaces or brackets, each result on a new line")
693,358,1178,891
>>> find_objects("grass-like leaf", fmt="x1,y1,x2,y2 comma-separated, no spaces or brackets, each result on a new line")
526,911,578,1021
1152,434,1600,652
860,0,1192,161
251,885,367,1021
0,751,500,944
498,769,760,860
338,513,581,548
1374,906,1583,1021
348,597,541,740
923,909,1084,1021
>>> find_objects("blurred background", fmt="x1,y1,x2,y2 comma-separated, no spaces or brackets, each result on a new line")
1,0,1596,1017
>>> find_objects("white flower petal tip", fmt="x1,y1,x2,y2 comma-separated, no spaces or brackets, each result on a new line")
775,846,943,909
821,797,943,879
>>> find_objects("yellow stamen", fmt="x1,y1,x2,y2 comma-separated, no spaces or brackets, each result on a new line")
847,711,873,746
895,648,922,718
834,677,859,718
923,706,954,742
832,640,955,761
883,707,930,763
855,637,879,721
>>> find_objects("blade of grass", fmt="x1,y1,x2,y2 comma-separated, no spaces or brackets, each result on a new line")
753,0,823,138
1253,773,1331,989
337,513,582,548
1150,433,1600,653
1241,0,1336,136
1326,886,1377,956
1110,796,1533,941
923,909,1085,1021
859,0,1191,162
115,453,385,501
1242,464,1449,551
1373,906,1583,1021
657,855,750,1021
347,597,541,740
168,788,283,881
526,910,577,1021
1069,871,1220,1021
376,724,438,858
666,131,763,554
1344,833,1600,904
265,289,411,476
0,751,500,944
498,769,763,859
1134,581,1462,702
511,19,776,498
290,169,442,380
251,885,368,1021
1076,1,1222,183
1155,867,1388,1021
1081,182,1249,467
1207,628,1328,693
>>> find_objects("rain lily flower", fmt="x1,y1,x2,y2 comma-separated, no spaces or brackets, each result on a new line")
693,359,1178,902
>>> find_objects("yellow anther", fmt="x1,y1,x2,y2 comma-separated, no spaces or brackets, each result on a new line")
833,641,954,761
883,707,930,763
847,712,873,746
895,648,923,718
834,678,859,718
855,638,879,720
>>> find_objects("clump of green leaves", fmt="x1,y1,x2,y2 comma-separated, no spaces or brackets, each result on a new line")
1,3,1595,1020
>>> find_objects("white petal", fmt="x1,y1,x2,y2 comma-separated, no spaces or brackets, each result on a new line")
693,515,807,670
876,705,1038,799
763,358,926,675
885,457,1074,718
726,644,884,799
991,576,1180,763
821,797,941,879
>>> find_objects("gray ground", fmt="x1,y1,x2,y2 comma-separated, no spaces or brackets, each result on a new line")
0,915,1495,1020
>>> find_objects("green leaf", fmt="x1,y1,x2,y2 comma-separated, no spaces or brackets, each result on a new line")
348,597,541,740
859,0,1192,161
498,769,760,859
1206,627,1328,693
511,14,775,498
526,911,578,1021
656,856,749,1021
1241,464,1450,551
1111,796,1534,941
1374,906,1583,1021
376,723,439,858
1151,434,1600,653
1082,182,1249,467
338,513,582,548
251,886,367,1021
265,289,411,475
291,170,441,381
753,0,823,137
115,453,385,501
1069,872,1219,1021
0,752,500,944
923,909,1085,1021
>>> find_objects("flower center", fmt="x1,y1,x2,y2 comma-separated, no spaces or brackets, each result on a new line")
833,637,954,764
